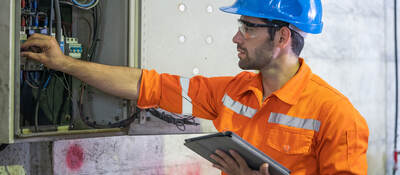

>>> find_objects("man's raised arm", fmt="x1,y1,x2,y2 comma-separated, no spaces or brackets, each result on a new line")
21,33,142,100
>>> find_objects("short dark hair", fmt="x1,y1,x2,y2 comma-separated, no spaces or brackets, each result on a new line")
261,19,304,56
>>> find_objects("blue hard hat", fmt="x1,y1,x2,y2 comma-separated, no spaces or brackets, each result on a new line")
220,0,323,34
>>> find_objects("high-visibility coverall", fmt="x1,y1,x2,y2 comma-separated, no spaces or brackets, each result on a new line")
137,58,369,175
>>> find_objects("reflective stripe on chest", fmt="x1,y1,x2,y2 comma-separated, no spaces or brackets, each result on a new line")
222,94,258,118
268,112,321,132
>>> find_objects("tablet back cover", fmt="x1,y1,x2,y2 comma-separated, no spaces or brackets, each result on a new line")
184,131,290,175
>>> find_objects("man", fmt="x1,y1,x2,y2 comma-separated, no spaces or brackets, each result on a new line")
21,0,369,174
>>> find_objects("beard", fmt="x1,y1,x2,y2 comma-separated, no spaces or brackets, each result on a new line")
238,40,274,70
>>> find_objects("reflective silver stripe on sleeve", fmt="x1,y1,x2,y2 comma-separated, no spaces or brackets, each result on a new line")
222,94,257,118
268,112,321,132
180,77,192,115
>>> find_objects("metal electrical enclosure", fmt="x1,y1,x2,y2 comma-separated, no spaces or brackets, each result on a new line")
0,0,135,144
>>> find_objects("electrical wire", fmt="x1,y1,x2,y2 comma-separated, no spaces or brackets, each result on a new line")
54,0,62,43
25,72,39,88
147,108,200,131
87,2,101,61
49,0,54,35
395,0,399,173
72,0,97,7
59,0,99,10
25,80,39,89
34,71,48,132
51,73,72,96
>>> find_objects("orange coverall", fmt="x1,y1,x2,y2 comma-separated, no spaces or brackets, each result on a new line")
137,58,369,175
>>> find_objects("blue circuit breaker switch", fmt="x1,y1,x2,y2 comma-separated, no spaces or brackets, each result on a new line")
65,37,83,59
60,36,65,54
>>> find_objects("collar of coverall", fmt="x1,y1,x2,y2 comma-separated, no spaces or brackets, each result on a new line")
237,58,312,106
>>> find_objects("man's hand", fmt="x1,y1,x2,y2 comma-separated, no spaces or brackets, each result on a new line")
210,149,270,175
21,33,68,71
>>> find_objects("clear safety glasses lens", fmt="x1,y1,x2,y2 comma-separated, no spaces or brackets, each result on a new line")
237,19,283,39
238,21,256,39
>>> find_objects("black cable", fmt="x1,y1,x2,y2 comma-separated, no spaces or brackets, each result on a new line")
78,98,139,128
34,71,48,132
48,0,54,35
394,0,399,173
54,0,62,43
147,108,200,131
87,3,101,61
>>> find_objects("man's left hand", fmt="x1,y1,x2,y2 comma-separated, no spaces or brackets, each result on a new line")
210,149,270,175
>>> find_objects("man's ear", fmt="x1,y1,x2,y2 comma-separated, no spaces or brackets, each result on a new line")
276,26,291,49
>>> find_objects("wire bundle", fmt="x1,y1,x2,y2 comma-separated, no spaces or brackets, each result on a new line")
148,108,200,131
60,0,99,10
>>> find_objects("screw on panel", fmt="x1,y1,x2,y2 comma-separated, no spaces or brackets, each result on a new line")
206,5,213,13
205,36,213,45
178,3,186,12
178,35,186,43
193,67,200,75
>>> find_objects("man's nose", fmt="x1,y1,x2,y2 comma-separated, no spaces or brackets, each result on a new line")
232,30,244,44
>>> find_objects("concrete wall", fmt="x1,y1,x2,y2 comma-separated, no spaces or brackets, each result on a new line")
52,135,219,175
303,0,391,174
0,0,396,175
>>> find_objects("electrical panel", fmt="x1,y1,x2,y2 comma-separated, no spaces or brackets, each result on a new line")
0,0,135,143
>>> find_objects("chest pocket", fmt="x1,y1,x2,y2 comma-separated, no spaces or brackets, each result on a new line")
265,113,319,154
266,127,314,154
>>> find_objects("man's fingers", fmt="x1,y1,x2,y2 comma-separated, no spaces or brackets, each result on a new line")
210,154,228,168
259,163,269,175
21,39,50,52
21,34,55,51
29,33,52,40
212,163,225,172
21,52,43,62
215,150,239,168
229,150,248,168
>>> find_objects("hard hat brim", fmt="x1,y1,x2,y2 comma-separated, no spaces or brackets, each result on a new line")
219,6,323,34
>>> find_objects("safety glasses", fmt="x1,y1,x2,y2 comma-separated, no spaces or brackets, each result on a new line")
238,19,283,39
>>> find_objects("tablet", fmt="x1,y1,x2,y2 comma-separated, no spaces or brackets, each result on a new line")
184,131,291,175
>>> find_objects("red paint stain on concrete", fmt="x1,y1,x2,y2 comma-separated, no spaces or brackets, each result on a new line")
66,144,84,171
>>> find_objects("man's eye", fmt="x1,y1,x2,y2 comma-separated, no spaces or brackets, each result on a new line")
244,26,252,32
